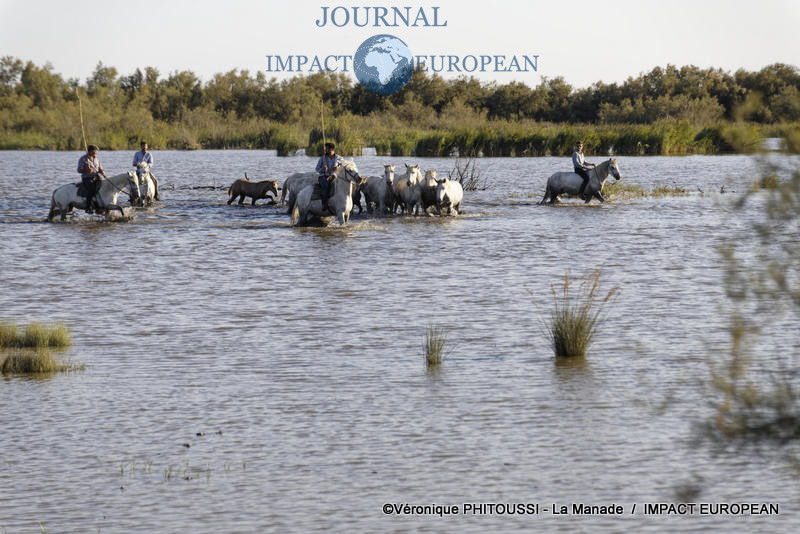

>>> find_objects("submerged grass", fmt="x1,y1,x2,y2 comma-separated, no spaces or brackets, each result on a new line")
546,270,619,358
424,323,448,367
602,181,689,199
651,184,690,197
0,321,72,349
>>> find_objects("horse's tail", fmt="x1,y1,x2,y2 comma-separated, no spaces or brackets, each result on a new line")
290,203,300,226
48,190,57,221
280,183,288,207
150,172,160,201
539,185,550,205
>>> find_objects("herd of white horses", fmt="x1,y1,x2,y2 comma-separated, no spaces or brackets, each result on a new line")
47,158,623,225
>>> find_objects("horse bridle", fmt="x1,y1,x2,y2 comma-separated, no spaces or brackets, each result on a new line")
341,165,361,183
97,174,132,197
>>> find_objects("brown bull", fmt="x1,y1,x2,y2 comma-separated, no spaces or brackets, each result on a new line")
227,178,279,206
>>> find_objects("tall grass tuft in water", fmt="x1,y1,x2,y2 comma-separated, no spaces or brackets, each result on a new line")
423,323,448,367
0,350,84,375
546,270,619,358
0,321,72,349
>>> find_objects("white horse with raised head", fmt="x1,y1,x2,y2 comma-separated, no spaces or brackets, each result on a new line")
539,158,622,205
130,162,159,206
48,172,135,221
394,163,423,215
363,164,396,216
291,160,365,226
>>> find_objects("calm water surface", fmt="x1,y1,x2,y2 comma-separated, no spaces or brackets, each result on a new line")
1,151,799,533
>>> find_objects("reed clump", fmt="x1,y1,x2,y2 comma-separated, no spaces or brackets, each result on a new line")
0,321,72,349
423,323,448,367
0,350,84,375
546,270,619,358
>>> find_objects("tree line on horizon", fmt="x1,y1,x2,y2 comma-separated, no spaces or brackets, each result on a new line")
1,56,798,154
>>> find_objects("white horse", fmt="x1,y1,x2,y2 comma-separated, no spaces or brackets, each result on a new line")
291,160,365,226
394,163,423,215
281,171,317,213
435,176,464,216
130,162,159,206
540,158,622,204
363,164,396,216
48,172,134,221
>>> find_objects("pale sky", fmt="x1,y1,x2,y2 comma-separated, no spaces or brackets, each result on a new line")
1,0,798,89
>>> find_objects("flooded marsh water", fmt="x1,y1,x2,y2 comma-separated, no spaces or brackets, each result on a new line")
1,151,799,532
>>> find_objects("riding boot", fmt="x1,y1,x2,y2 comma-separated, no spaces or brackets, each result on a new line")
319,176,330,213
578,180,588,201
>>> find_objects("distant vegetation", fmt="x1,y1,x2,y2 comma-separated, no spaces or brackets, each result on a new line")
1,56,799,155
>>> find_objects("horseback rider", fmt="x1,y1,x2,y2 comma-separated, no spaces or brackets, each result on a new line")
132,140,159,202
132,140,154,168
77,144,107,213
315,142,343,213
572,141,595,200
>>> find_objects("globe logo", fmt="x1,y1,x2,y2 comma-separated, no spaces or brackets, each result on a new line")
353,34,414,95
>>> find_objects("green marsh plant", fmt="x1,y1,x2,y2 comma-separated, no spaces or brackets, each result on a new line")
545,270,619,359
703,163,800,449
423,323,449,367
0,321,72,349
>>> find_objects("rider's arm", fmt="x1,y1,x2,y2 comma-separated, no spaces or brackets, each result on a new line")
316,156,325,174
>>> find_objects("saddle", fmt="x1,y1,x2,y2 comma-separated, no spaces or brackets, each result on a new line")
76,181,94,198
311,179,336,202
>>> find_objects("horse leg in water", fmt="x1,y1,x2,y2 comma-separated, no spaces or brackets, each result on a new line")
594,190,605,203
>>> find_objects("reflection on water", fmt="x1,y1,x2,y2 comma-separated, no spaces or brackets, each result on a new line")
1,151,799,532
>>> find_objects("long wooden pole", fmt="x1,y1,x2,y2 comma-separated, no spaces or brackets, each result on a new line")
76,89,88,152
320,101,327,170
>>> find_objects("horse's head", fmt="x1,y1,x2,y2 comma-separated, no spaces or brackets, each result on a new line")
608,158,622,181
136,162,150,179
404,163,421,187
127,170,141,202
435,177,451,207
424,169,438,187
337,159,364,185
384,164,395,181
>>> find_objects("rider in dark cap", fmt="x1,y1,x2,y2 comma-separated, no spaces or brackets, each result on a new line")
77,144,107,212
572,141,595,201
315,142,343,213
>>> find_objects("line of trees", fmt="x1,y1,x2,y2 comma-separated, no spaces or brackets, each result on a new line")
1,56,798,153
